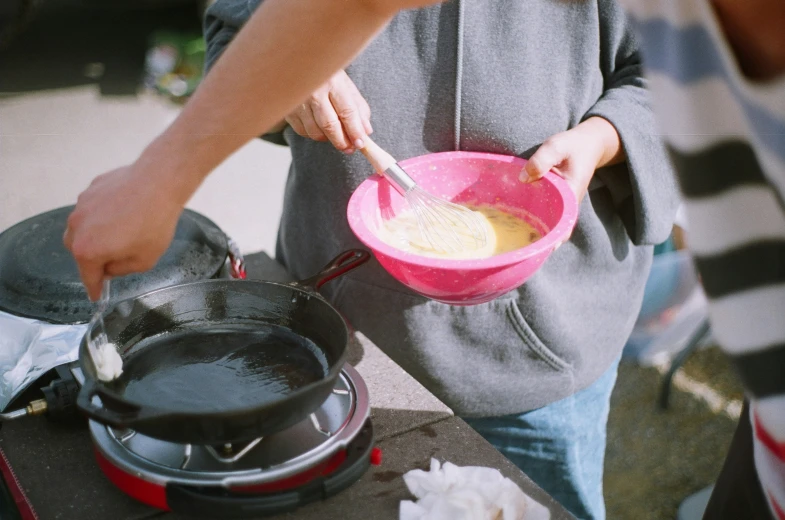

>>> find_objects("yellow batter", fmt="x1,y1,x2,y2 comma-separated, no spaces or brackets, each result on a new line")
377,205,541,259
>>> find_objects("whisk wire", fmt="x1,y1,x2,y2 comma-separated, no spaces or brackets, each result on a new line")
407,187,488,254
359,138,490,255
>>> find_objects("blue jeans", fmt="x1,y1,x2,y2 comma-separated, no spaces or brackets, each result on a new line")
464,357,621,520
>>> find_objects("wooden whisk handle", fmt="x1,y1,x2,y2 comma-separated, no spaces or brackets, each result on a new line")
360,136,397,173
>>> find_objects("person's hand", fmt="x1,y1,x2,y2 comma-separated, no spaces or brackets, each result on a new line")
63,164,185,301
521,117,625,202
285,70,372,153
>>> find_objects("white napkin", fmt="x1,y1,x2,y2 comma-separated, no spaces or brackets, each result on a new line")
400,459,551,520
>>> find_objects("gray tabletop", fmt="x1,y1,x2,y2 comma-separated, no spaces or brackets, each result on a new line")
0,252,572,520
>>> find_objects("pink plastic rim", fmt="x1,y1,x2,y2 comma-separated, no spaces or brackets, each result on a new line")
346,151,579,270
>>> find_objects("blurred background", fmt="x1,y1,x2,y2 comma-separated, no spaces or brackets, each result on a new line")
0,0,290,255
0,2,744,518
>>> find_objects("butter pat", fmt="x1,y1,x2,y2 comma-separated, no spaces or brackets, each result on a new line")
93,342,124,382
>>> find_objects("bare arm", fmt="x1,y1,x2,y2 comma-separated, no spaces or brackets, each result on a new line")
64,0,444,300
142,0,435,204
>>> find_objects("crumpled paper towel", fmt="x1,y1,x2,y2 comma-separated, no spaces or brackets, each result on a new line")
400,459,551,520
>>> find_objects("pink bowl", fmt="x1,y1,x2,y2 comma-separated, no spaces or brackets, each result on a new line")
347,151,578,305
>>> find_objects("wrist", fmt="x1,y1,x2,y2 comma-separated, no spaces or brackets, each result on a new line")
577,117,624,169
132,134,207,208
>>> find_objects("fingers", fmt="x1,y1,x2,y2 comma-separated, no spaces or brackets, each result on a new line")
105,256,157,278
522,133,594,203
285,71,372,153
360,98,372,135
311,93,352,150
285,113,306,137
62,224,74,251
66,205,103,301
346,77,373,135
287,107,327,142
64,164,185,305
79,252,156,300
300,104,329,142
521,138,567,183
329,86,367,150
68,230,106,301
76,260,105,302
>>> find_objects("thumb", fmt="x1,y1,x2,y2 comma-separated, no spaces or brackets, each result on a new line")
520,141,564,183
105,256,157,278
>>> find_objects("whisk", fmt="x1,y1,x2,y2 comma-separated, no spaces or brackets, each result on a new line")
360,137,488,254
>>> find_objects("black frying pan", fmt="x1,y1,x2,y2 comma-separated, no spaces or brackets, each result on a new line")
76,250,370,445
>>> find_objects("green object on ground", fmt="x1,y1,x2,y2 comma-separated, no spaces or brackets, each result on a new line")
144,31,205,100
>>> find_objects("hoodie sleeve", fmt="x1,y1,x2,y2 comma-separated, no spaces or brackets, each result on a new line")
203,0,288,146
583,0,680,246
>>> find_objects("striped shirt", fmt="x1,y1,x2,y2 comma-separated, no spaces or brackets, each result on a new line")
622,1,785,517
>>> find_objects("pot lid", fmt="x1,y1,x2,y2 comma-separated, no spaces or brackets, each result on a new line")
0,206,228,324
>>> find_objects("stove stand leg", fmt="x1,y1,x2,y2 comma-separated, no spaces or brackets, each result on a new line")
310,414,331,437
181,444,192,469
204,437,265,464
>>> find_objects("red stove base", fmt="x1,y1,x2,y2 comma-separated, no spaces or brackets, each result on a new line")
93,448,349,511
94,420,378,519
95,449,169,511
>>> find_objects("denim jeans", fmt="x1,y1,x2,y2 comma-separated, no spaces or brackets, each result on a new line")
463,357,621,520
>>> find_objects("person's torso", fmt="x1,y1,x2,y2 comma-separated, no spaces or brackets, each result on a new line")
277,0,653,415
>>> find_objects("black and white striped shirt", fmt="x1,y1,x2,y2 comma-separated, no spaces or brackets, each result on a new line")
623,1,785,517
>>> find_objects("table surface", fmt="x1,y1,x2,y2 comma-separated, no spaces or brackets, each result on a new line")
0,252,573,520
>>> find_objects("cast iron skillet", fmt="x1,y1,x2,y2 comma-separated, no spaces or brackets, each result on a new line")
76,250,370,445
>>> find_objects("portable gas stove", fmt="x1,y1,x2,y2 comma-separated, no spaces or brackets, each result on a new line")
81,364,376,518
4,362,377,519
0,206,379,517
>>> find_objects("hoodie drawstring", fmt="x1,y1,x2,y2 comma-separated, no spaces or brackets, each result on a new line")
454,0,465,152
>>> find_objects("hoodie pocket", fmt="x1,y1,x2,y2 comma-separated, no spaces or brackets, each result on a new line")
333,274,571,375
506,300,570,372
330,276,578,415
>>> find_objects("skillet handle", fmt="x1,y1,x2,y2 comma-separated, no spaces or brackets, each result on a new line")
297,249,371,292
76,378,148,428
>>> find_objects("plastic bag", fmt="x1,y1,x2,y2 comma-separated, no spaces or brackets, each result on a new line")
0,311,86,410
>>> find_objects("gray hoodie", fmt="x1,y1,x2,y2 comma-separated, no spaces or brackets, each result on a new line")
204,0,679,416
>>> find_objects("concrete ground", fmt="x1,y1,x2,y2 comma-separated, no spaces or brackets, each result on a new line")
1,3,741,519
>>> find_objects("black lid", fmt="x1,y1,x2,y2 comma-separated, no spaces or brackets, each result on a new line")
0,206,228,324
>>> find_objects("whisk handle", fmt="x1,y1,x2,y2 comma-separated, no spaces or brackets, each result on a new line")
360,136,396,172
360,137,416,195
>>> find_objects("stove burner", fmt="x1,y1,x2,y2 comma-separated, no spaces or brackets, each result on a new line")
90,364,375,518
